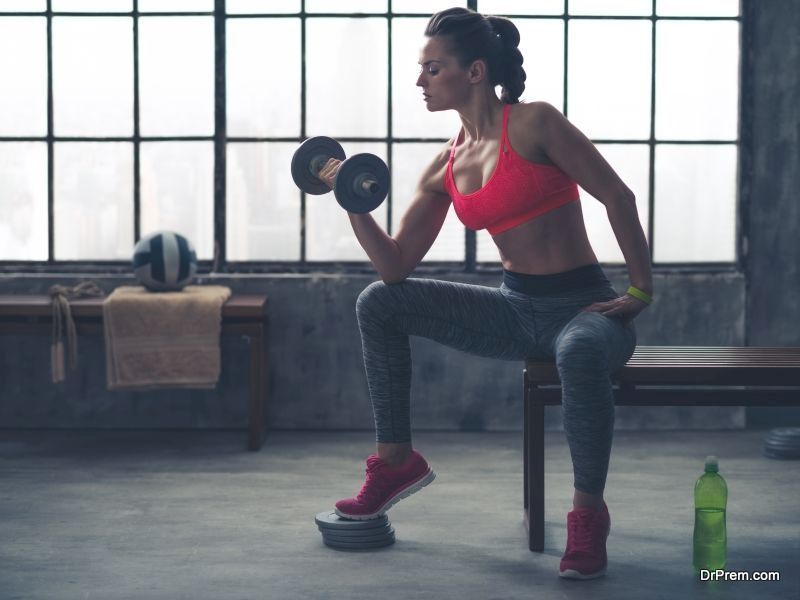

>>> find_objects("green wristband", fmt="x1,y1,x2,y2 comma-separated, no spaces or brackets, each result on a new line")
626,286,652,305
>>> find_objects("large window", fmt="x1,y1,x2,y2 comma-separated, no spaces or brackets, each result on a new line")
0,0,742,271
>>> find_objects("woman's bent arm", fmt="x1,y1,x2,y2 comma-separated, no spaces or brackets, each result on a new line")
348,145,452,284
347,212,404,282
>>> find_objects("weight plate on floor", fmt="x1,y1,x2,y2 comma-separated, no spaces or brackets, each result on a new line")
323,526,395,543
323,535,396,550
765,440,800,451
764,427,800,442
314,510,389,531
333,153,390,213
763,428,800,459
763,443,800,458
291,136,345,196
317,523,393,537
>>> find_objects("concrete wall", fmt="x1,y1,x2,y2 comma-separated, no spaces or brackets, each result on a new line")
2,0,798,433
744,0,800,425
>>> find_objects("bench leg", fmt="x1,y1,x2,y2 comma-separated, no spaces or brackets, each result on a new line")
523,371,529,513
524,373,545,552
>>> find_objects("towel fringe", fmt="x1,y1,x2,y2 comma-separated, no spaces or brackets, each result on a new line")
48,281,106,383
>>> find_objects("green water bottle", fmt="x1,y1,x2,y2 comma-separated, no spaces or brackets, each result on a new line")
693,455,728,573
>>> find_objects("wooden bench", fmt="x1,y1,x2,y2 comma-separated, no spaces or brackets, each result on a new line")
523,346,800,551
0,294,270,451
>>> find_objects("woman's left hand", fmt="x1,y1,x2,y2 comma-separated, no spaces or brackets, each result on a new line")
581,293,649,327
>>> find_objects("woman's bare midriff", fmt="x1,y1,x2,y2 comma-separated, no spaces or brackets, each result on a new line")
491,199,599,275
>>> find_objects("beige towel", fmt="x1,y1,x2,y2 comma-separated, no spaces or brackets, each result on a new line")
103,285,232,391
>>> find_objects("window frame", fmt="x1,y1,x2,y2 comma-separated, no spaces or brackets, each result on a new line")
0,0,751,276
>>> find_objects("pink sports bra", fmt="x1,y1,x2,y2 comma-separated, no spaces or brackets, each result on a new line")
444,103,580,235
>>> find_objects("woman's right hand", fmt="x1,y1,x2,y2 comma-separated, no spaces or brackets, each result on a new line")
317,158,342,190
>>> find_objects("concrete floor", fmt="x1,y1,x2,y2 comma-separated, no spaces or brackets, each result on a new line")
0,429,798,600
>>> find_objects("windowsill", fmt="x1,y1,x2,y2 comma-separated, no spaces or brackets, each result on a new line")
0,262,744,279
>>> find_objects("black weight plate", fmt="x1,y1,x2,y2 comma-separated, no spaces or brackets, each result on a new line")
322,536,396,551
334,153,390,213
765,438,800,448
314,510,389,531
317,523,393,537
763,428,800,459
764,441,800,450
322,527,396,544
291,136,345,196
764,427,800,442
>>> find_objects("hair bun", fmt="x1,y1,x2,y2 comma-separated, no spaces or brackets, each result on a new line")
486,15,521,48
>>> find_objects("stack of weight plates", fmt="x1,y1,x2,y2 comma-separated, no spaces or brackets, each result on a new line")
763,427,800,459
315,510,396,550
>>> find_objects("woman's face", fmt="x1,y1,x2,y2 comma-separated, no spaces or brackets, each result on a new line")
416,36,469,112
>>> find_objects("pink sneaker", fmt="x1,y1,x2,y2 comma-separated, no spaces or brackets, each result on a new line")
559,503,610,579
334,450,436,520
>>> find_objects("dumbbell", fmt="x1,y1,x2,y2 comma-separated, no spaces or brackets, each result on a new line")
291,136,390,214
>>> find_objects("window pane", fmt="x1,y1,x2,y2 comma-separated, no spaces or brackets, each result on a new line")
305,0,387,12
139,17,214,136
140,142,214,259
477,0,564,16
54,143,133,260
580,144,650,263
138,0,213,11
392,18,461,138
0,142,48,260
656,20,738,141
476,228,497,264
392,0,467,13
0,18,47,136
515,18,564,109
654,144,736,263
656,0,739,17
51,0,131,11
306,18,387,138
227,18,300,137
569,0,651,16
307,143,388,261
227,0,299,13
53,17,133,137
0,0,45,10
568,19,651,139
393,143,463,261
227,142,300,261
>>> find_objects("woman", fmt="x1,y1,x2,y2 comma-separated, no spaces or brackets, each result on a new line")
320,7,652,580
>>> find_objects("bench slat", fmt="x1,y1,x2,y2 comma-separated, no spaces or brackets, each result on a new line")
526,346,800,385
0,294,267,319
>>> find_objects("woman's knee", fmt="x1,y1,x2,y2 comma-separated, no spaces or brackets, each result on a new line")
356,279,409,323
356,280,388,320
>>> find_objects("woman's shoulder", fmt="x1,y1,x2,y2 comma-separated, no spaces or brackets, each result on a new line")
511,100,563,128
507,101,563,162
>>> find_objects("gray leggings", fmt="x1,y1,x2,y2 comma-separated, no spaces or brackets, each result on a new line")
355,266,637,494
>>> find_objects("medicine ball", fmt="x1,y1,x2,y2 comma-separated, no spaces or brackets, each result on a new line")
132,231,197,292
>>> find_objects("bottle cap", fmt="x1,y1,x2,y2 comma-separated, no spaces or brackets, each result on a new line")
705,455,719,472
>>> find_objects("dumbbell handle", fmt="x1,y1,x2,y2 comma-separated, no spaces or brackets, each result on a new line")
310,154,379,195
353,173,380,195
309,154,331,177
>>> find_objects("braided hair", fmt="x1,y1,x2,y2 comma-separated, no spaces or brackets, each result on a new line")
424,7,526,104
